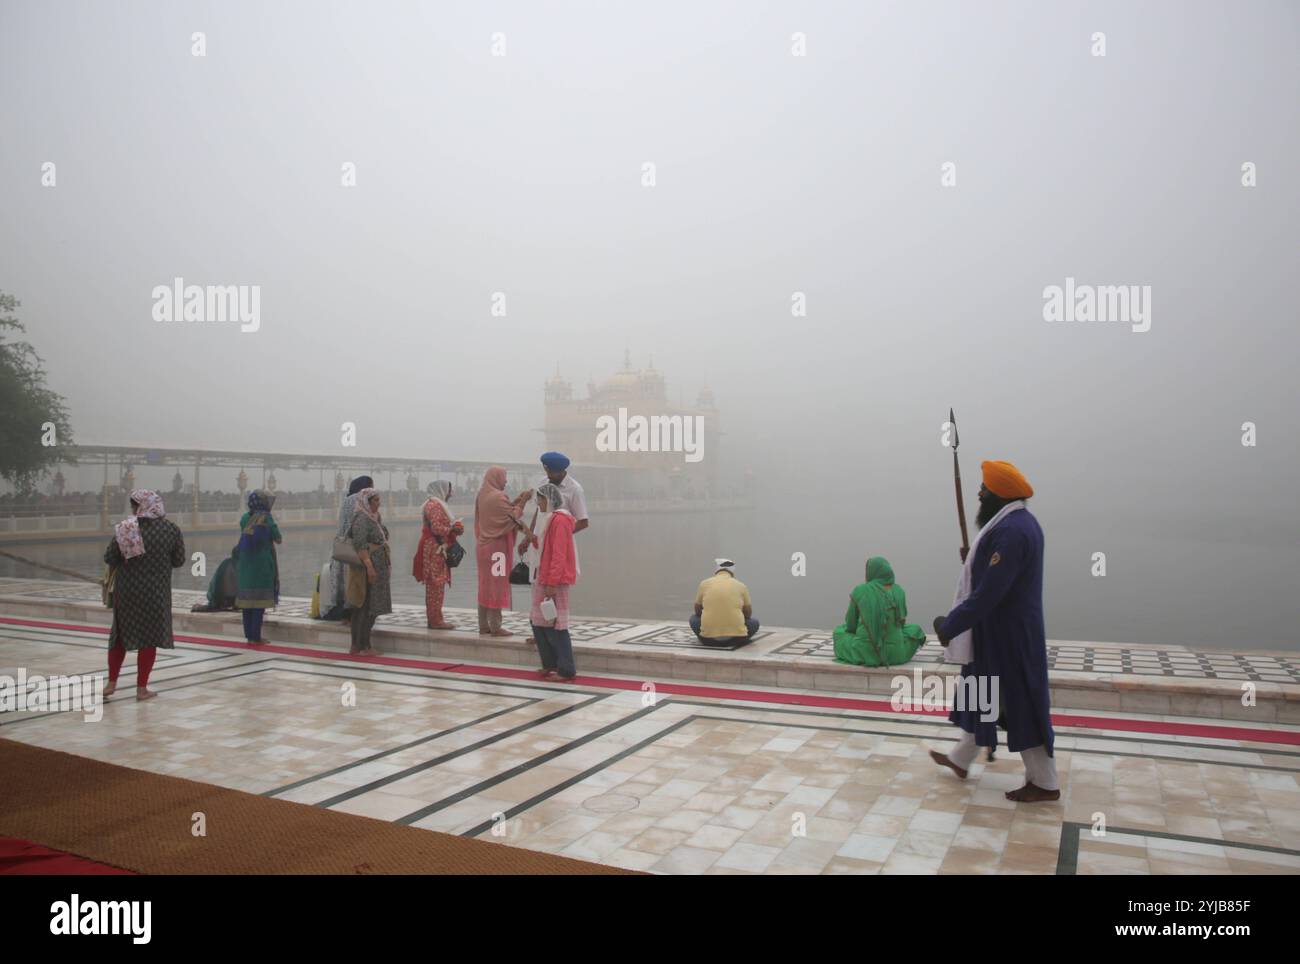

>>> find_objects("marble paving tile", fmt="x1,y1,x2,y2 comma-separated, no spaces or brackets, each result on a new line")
4,615,1299,876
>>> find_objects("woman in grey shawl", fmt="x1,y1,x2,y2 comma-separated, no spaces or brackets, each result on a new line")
323,475,373,620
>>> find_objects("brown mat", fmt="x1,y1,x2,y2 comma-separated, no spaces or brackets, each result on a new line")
0,739,634,875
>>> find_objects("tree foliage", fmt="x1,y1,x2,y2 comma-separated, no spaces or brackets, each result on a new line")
0,291,75,491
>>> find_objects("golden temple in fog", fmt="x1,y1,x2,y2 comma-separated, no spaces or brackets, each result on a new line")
543,353,720,494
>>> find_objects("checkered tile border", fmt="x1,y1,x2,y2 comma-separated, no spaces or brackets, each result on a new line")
773,633,1300,684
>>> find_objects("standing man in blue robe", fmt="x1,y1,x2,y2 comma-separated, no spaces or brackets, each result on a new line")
930,460,1059,803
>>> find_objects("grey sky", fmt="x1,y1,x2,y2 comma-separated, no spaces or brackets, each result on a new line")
2,0,1297,535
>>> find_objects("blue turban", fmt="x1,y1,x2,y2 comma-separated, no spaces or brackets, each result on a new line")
540,451,571,471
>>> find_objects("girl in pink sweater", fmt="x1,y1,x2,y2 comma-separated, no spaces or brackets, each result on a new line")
523,483,579,680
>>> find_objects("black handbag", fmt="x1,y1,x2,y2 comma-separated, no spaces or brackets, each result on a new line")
508,507,538,585
426,516,466,569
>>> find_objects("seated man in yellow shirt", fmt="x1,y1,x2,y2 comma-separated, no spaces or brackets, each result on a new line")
690,558,760,648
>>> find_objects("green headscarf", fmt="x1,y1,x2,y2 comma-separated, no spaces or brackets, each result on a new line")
852,556,907,659
866,556,894,585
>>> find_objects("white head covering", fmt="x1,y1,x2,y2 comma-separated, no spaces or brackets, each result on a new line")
526,484,580,582
114,489,166,560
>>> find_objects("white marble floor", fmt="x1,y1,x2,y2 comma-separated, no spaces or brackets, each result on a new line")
3,615,1299,875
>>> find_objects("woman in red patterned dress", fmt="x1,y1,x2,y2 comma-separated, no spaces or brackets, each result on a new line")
413,480,462,629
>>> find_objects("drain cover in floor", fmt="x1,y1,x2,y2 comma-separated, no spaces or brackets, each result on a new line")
582,792,640,813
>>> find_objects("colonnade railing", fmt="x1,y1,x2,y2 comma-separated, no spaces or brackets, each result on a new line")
0,497,752,536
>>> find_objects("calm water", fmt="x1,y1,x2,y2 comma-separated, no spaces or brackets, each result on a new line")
3,506,1298,653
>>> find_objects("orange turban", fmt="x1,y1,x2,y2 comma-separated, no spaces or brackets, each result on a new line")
982,460,1034,499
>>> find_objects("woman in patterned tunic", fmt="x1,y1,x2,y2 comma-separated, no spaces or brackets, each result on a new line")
235,489,282,644
413,480,462,630
346,487,391,654
103,489,186,700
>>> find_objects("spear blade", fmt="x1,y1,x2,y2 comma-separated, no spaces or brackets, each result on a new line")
950,409,970,561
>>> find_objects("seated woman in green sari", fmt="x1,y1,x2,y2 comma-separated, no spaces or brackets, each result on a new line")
832,555,927,667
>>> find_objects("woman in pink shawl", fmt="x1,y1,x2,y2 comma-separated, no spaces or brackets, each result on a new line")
474,466,531,636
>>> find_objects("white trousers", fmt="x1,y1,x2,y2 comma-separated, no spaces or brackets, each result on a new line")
946,731,1059,791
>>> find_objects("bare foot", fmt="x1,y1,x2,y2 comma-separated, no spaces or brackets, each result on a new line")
103,681,117,698
489,629,513,638
136,687,157,701
929,749,968,780
428,622,455,630
538,669,558,680
1005,783,1061,803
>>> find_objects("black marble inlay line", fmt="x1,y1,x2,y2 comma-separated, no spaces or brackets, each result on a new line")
0,640,203,677
146,657,596,709
0,654,260,727
689,714,1300,773
2,626,239,672
4,654,231,700
229,651,612,698
229,663,554,701
1054,821,1081,875
398,698,672,826
316,693,614,810
460,714,700,838
0,626,191,654
3,658,579,801
263,699,543,798
665,698,1300,759
1054,820,1300,875
14,620,616,699
458,711,1300,843
11,628,1298,762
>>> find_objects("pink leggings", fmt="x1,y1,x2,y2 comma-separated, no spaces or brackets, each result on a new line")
108,646,157,688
